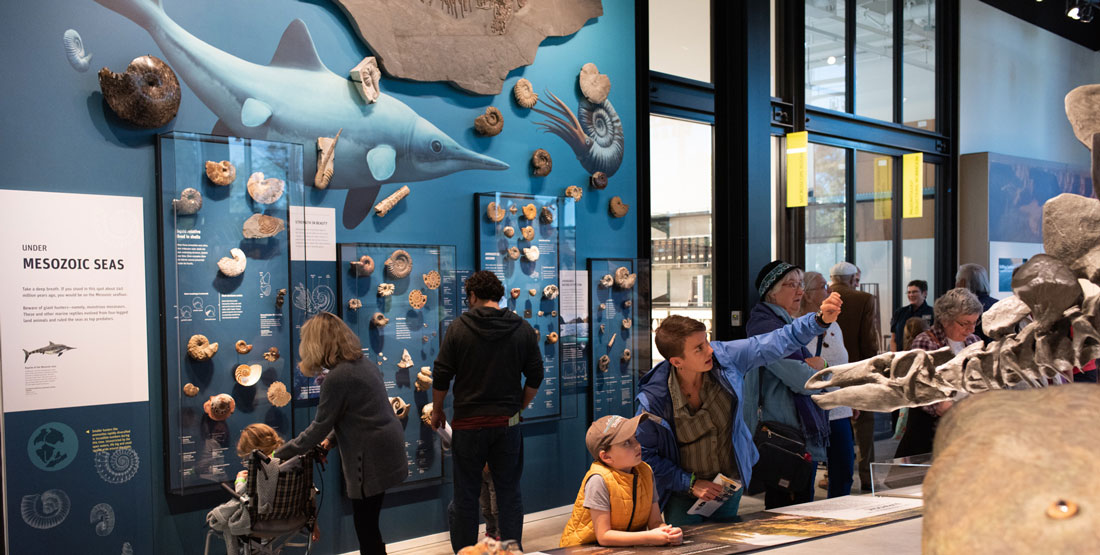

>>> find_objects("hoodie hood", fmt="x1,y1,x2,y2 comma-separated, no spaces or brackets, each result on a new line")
457,306,525,340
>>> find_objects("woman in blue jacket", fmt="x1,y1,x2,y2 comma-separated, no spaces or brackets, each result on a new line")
635,289,841,525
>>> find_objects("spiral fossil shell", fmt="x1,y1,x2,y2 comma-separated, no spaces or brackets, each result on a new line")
203,393,235,421
263,347,280,362
546,332,559,344
385,249,413,278
540,205,554,224
508,246,520,260
235,340,252,354
347,298,362,312
98,54,180,128
415,367,433,392
565,186,583,201
590,171,608,190
390,397,410,420
522,203,537,220
608,196,630,218
503,226,515,238
216,248,247,277
511,288,521,299
474,106,504,136
351,255,375,276
579,62,611,104
487,201,506,222
205,160,236,186
531,149,552,176
20,489,70,530
524,246,540,261
598,355,611,372
187,334,218,361
614,267,637,290
246,172,285,204
398,349,414,369
421,403,434,426
621,348,632,363
183,383,199,397
408,289,427,310
90,503,115,536
242,214,285,239
63,29,92,72
423,270,441,289
599,274,614,288
513,78,538,108
378,283,395,296
235,364,262,386
371,312,389,327
622,318,632,329
543,284,559,300
267,381,291,407
172,187,202,214
521,226,535,241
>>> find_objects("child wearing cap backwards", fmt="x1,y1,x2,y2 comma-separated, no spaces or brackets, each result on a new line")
559,414,684,547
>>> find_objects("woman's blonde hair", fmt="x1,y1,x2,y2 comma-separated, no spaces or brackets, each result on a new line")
237,423,284,458
298,311,362,377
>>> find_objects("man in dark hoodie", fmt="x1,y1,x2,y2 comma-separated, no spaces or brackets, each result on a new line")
431,270,543,551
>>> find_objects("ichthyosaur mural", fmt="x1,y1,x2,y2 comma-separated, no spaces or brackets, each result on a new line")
532,90,625,177
93,0,509,229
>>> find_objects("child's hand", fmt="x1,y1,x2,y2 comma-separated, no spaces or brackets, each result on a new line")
664,525,683,545
236,470,248,482
646,525,681,546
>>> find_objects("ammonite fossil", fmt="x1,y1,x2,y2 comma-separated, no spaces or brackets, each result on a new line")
598,355,611,372
614,267,637,290
172,187,202,215
242,214,285,239
351,255,375,276
348,298,363,311
415,367,433,392
98,54,180,128
579,62,611,104
474,106,504,136
564,185,583,201
521,226,535,241
235,364,262,386
507,247,520,260
511,288,521,299
235,340,252,354
186,334,218,361
599,274,614,288
487,201,506,222
371,312,389,328
546,332,559,344
540,205,554,224
421,403,434,427
514,77,538,108
621,349,632,363
503,226,515,238
182,383,199,397
408,289,428,310
263,347,279,362
246,171,285,205
423,270,441,290
267,381,291,407
522,203,537,220
378,283,395,296
524,246,540,261
217,248,247,277
531,148,552,176
390,396,410,420
622,318,632,329
205,160,236,186
385,249,413,279
590,171,608,190
543,284,559,300
609,196,630,218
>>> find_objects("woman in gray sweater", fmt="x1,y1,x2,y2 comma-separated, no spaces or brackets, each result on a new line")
274,311,407,554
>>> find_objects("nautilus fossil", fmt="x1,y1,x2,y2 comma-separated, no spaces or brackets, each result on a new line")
397,348,415,369
348,298,363,311
524,246,540,262
514,78,538,108
579,63,611,104
90,503,115,536
598,355,611,372
609,196,630,218
267,381,291,407
415,367,433,392
350,56,382,104
421,403,435,426
508,247,520,260
546,332,559,344
235,364,262,387
314,128,342,189
408,289,428,310
235,340,252,354
351,255,375,277
543,284,559,300
565,186,583,201
63,29,92,72
474,106,504,136
98,54,180,128
521,226,535,241
242,214,285,239
172,187,202,214
371,312,389,327
205,160,236,186
614,267,637,290
590,171,609,190
385,249,413,279
187,334,218,361
20,489,70,530
390,396,410,420
375,185,410,217
182,383,199,397
246,172,285,205
522,203,537,220
540,205,554,224
531,149,552,176
503,226,515,238
423,270,441,290
599,274,614,288
95,448,140,484
216,248,247,277
511,288,521,299
378,283,395,296
487,201,506,222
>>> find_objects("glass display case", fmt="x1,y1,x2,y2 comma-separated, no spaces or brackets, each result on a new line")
588,258,651,420
870,452,932,498
157,132,303,494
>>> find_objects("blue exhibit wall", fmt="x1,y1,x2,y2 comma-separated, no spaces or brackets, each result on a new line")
0,0,636,552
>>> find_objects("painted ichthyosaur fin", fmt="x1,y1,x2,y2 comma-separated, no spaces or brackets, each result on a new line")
343,186,383,229
24,349,30,363
241,98,272,127
366,145,396,181
268,19,327,72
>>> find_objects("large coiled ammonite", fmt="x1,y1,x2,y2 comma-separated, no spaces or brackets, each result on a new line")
98,55,181,128
385,249,413,279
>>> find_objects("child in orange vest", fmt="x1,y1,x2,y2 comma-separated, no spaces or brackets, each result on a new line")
559,414,683,547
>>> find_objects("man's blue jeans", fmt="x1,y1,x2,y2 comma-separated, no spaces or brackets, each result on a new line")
449,425,524,552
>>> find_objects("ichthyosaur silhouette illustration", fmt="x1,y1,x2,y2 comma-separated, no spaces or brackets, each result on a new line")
94,0,509,228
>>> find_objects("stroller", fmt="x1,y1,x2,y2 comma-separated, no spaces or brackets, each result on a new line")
204,448,321,555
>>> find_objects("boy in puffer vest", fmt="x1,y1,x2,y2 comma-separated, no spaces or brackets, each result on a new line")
559,414,683,547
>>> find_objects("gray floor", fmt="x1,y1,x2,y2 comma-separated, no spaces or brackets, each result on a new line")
390,436,901,555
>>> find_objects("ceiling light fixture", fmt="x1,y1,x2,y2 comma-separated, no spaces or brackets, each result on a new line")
827,55,837,65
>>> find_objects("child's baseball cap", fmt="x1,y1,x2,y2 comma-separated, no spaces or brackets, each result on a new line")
585,413,650,459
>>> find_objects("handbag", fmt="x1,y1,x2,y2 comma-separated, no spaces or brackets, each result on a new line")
748,420,816,495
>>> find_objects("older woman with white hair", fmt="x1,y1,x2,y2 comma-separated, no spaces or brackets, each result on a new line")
893,288,983,458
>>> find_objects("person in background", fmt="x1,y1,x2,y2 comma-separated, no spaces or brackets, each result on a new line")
827,261,879,492
892,317,931,441
893,289,983,459
890,280,935,352
275,312,407,555
956,263,998,343
800,271,853,499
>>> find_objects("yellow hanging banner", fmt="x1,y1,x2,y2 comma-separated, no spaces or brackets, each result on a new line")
902,152,924,218
873,156,892,220
785,132,809,208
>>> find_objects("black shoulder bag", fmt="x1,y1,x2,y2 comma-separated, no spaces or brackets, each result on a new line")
748,420,816,495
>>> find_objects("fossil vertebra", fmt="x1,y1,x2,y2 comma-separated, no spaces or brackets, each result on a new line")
397,348,414,369
540,205,554,224
503,226,515,238
314,128,342,189
385,249,413,279
578,63,611,104
609,196,629,218
590,171,608,190
564,185,583,201
374,185,410,217
205,160,236,186
267,381,291,407
474,106,504,136
187,334,217,361
521,226,535,241
522,203,537,220
487,201,506,222
183,383,199,397
524,246,540,261
614,267,636,290
514,78,538,108
351,255,375,276
216,248,247,277
423,270,441,290
235,340,252,354
242,214,285,239
263,347,279,362
371,312,389,327
531,149,552,176
349,56,382,104
543,284,559,300
172,187,202,214
409,289,427,310
389,396,409,420
98,54,180,128
246,171,285,204
415,367,433,392
377,283,395,296
348,298,363,310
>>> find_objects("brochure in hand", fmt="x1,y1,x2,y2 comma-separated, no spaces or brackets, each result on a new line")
686,473,743,517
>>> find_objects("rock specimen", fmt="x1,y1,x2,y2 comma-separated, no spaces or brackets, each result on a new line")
421,403,434,427
522,203,537,220
507,246,520,260
599,274,613,288
543,284,559,300
511,288,521,299
348,298,363,310
263,347,279,362
564,185,583,201
397,348,414,369
598,355,610,372
614,267,636,289
183,383,199,397
540,205,554,224
266,381,291,407
371,312,389,327
1044,194,1100,282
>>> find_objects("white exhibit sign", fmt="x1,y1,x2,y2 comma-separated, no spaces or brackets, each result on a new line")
0,190,148,412
288,205,336,261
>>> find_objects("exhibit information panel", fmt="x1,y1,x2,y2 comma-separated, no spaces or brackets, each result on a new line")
157,132,302,493
338,243,457,482
475,192,571,420
588,259,644,420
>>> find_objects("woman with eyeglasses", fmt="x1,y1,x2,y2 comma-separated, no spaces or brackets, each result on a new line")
893,288,983,459
743,261,832,509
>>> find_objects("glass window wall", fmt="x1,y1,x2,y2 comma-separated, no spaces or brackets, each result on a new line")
854,0,894,121
805,143,849,275
903,0,936,130
805,0,847,111
649,0,712,82
855,151,894,353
